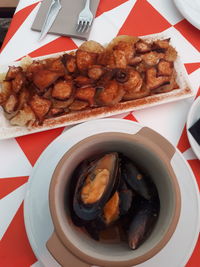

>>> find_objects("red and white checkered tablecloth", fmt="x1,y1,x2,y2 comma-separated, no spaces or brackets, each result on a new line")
0,0,199,266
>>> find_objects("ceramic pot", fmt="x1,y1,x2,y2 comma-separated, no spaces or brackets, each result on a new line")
47,126,181,267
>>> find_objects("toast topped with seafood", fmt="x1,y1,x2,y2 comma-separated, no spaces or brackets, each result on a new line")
0,35,192,130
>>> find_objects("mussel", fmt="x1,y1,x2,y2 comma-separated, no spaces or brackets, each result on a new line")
121,156,153,200
128,199,159,250
85,191,120,240
119,180,133,216
73,153,119,221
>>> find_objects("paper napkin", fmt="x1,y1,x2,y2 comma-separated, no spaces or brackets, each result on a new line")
32,0,100,40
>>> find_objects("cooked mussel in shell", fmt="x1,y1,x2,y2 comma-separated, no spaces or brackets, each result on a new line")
119,180,133,216
128,199,159,250
73,153,119,221
121,156,154,200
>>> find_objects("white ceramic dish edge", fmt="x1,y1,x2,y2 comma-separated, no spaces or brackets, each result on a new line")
173,0,200,30
23,119,200,267
186,96,200,159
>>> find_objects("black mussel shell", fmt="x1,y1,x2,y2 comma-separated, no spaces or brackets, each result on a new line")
73,153,119,221
84,216,106,240
70,209,86,227
128,199,159,250
69,159,89,226
119,180,133,216
121,156,154,200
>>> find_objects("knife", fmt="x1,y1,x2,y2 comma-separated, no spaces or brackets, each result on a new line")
39,0,62,41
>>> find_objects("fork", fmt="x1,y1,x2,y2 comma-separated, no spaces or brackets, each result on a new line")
76,0,94,33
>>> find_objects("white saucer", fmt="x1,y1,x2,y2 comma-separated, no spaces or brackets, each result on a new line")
174,0,200,30
187,96,200,159
24,119,200,267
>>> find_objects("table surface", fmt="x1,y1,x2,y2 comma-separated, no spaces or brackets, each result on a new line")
0,0,199,267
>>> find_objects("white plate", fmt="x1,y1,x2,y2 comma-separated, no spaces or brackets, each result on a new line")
187,96,200,159
0,31,193,140
174,0,200,30
24,119,200,267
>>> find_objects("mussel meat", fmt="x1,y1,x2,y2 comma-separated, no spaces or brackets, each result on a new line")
73,153,119,221
103,191,120,225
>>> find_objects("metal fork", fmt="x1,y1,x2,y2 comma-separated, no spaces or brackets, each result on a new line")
76,0,94,33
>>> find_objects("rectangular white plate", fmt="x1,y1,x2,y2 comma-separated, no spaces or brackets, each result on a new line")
0,32,194,140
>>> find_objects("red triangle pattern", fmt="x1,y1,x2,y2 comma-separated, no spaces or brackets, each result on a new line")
118,0,171,36
16,128,64,166
187,160,200,190
186,237,200,267
0,177,28,200
184,63,200,75
0,203,37,267
174,19,200,52
0,2,39,52
124,112,138,122
96,0,128,17
28,36,77,58
177,126,191,153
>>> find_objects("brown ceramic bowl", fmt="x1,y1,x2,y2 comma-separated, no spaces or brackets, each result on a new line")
47,127,181,267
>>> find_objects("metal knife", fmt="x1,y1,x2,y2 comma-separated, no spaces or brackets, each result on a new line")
39,0,62,41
